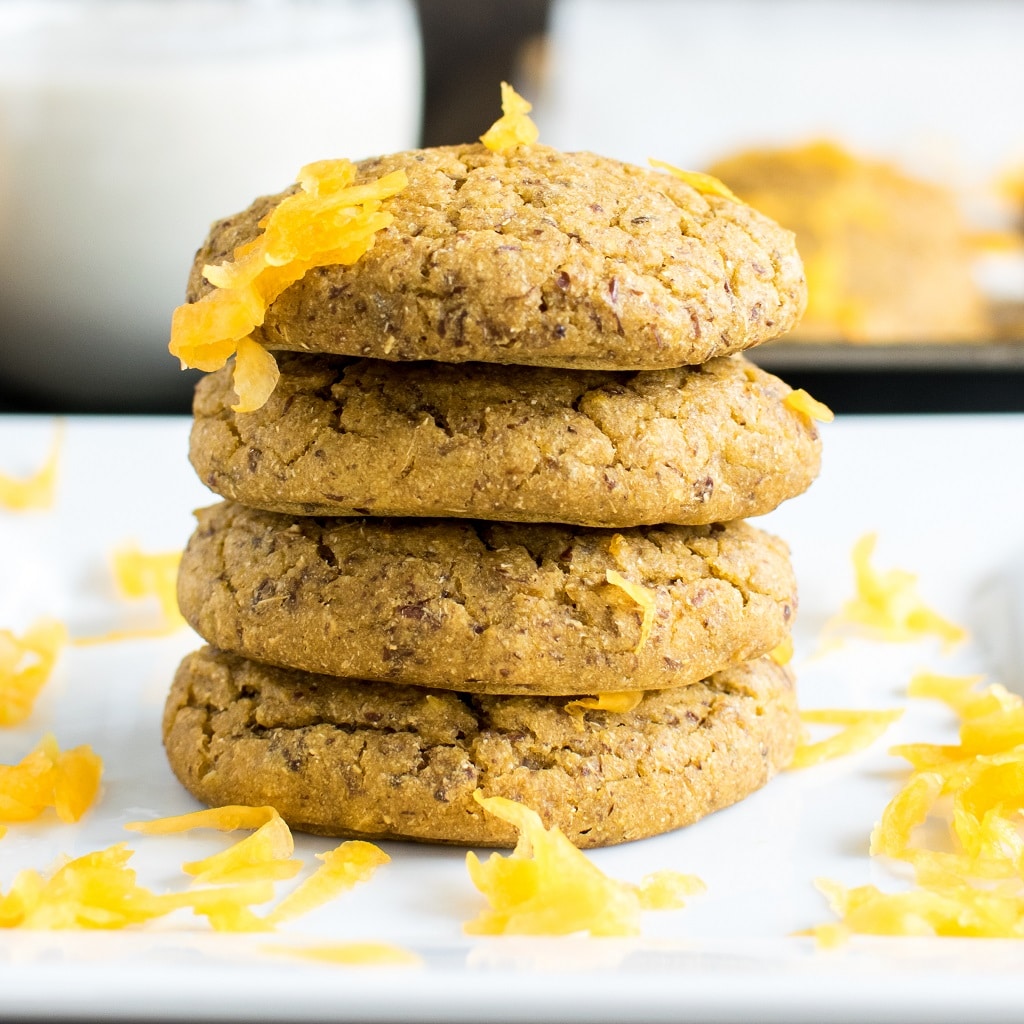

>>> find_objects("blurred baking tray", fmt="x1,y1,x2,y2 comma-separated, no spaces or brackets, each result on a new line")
750,339,1024,372
751,301,1024,372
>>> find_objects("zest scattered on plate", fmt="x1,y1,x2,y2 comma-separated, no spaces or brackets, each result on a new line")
802,539,1024,942
0,620,67,727
0,424,62,512
810,671,1024,942
74,545,185,645
0,734,101,827
825,532,966,649
1,805,393,937
466,792,704,937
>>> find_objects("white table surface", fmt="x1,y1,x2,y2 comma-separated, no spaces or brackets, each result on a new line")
1,412,1023,1024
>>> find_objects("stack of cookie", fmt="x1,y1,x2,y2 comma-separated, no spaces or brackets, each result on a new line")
166,142,819,848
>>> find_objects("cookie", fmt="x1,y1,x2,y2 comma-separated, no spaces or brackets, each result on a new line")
709,140,985,343
190,353,822,527
177,502,796,696
164,646,798,848
187,144,807,370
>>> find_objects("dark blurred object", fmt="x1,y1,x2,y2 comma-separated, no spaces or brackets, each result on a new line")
772,369,1024,416
415,0,551,147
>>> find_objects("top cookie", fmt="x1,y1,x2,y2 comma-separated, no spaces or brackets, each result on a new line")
187,144,807,370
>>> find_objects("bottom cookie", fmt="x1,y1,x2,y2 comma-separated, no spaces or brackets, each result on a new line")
163,647,799,849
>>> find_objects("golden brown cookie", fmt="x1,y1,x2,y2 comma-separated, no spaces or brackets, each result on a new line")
189,352,822,527
187,144,806,370
709,140,985,343
163,646,798,848
177,502,796,696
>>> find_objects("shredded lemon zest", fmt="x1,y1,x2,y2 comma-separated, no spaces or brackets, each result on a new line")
605,567,656,653
464,792,701,936
480,81,539,154
0,814,396,933
125,807,391,930
262,942,420,967
809,877,1024,940
567,691,644,714
649,158,741,202
169,161,407,411
231,336,282,414
825,533,966,649
0,619,68,726
0,844,160,930
869,771,945,858
74,547,184,645
125,805,282,835
784,389,835,423
132,874,276,933
789,708,902,770
113,545,183,628
0,423,63,511
769,636,794,666
0,845,270,931
812,674,1024,942
265,841,390,926
183,815,300,886
0,734,102,825
636,870,707,910
908,670,1019,719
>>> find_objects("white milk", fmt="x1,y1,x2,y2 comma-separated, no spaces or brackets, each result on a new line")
0,0,422,407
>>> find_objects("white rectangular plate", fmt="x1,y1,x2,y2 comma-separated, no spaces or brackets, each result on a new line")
2,413,1024,1023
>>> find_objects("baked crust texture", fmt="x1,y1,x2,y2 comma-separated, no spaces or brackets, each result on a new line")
187,144,807,369
189,353,821,526
164,646,799,847
177,502,797,696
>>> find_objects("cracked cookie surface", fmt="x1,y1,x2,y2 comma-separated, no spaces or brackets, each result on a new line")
190,353,821,526
187,144,806,370
177,502,796,696
164,646,798,847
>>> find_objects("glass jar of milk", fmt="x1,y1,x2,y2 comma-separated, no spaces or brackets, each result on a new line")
0,0,422,409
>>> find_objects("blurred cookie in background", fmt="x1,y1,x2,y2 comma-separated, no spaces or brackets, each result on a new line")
708,141,987,344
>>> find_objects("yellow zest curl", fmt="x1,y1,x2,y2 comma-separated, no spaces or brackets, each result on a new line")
480,82,540,154
169,161,408,411
605,567,656,653
769,636,794,666
649,158,741,203
811,674,1024,943
183,815,301,886
0,619,67,726
0,424,63,511
465,792,701,936
567,691,644,714
0,734,102,825
125,804,282,835
784,389,834,423
266,841,390,926
789,708,902,770
827,533,966,649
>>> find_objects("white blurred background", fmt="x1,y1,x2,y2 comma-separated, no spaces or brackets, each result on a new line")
536,0,1024,193
0,0,422,409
